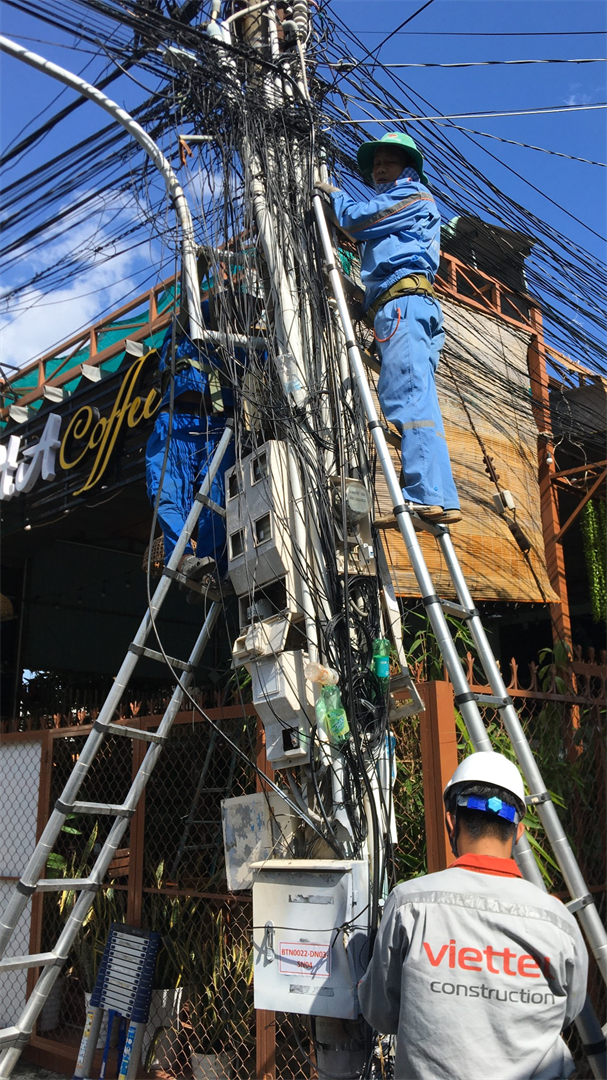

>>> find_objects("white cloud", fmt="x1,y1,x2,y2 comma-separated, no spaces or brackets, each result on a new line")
563,84,593,106
0,189,167,370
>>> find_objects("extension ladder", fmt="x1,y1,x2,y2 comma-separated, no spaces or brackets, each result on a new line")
74,923,160,1080
312,193,607,1077
0,422,235,1079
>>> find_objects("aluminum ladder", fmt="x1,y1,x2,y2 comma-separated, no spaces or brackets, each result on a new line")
0,421,235,1079
312,193,607,1078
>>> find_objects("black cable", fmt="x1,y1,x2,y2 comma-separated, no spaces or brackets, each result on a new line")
367,0,437,61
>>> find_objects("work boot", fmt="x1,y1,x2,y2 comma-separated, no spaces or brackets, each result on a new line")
373,513,423,532
178,555,216,587
436,509,462,525
186,570,234,605
374,506,462,530
373,514,399,530
409,504,444,522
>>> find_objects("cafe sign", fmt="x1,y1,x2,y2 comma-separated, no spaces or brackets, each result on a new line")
0,353,160,502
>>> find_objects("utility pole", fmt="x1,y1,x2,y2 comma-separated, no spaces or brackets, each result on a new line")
203,5,407,1076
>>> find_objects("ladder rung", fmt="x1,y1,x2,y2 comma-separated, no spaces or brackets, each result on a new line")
36,878,97,893
476,694,510,707
195,491,226,517
566,893,593,914
440,600,477,620
0,952,57,973
0,1026,23,1048
525,790,550,807
71,802,133,817
454,691,510,709
105,722,166,744
129,643,194,672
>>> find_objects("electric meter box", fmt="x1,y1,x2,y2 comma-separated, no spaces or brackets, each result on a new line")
251,649,314,769
225,440,297,595
252,859,369,1020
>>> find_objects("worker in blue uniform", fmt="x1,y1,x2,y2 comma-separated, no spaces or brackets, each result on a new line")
146,299,237,602
318,132,461,526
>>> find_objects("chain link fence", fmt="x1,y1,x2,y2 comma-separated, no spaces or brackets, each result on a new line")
0,738,44,1029
2,651,604,1078
29,711,311,1078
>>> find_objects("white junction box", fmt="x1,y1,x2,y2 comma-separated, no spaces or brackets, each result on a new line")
221,792,298,891
251,650,314,769
252,859,369,1020
231,611,292,669
225,440,297,597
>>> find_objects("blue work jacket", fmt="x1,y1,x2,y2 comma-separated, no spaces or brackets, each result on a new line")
331,175,441,312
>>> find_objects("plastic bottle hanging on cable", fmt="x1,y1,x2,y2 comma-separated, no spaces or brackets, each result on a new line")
305,660,339,686
315,685,351,746
278,352,303,397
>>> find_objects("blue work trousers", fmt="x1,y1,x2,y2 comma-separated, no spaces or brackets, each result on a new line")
374,296,459,510
146,411,236,574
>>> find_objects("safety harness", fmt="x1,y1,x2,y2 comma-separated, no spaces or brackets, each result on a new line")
161,355,228,415
367,272,436,322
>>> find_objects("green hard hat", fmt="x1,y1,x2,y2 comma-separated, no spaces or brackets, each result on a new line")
357,131,428,185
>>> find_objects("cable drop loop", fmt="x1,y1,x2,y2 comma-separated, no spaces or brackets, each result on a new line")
374,306,401,343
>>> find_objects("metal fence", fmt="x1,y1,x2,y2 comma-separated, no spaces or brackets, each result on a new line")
5,708,311,1079
0,649,604,1078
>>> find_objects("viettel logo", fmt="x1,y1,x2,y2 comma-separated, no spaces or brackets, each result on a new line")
423,939,552,979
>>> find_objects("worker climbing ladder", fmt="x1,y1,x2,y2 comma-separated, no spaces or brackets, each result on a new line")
311,191,607,1075
0,424,235,1079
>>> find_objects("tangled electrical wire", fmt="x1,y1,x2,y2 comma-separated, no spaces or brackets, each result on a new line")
1,0,604,962
0,0,601,880
2,0,604,423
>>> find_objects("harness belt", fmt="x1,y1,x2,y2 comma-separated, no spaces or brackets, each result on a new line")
367,274,436,322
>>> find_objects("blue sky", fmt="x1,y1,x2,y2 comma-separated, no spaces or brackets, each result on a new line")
330,2,606,253
1,0,605,369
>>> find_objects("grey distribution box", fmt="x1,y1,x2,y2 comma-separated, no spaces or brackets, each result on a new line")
252,859,369,1019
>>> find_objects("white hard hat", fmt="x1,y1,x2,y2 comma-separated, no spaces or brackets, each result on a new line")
443,751,525,806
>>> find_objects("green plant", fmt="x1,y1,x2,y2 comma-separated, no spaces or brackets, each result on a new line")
145,863,197,989
580,499,607,624
44,822,125,992
184,909,254,1054
46,814,85,877
393,716,427,881
222,665,253,704
402,607,477,683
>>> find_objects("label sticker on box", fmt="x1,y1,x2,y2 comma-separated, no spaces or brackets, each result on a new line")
278,941,331,977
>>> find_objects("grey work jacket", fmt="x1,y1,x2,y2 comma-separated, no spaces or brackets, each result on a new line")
358,855,588,1080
